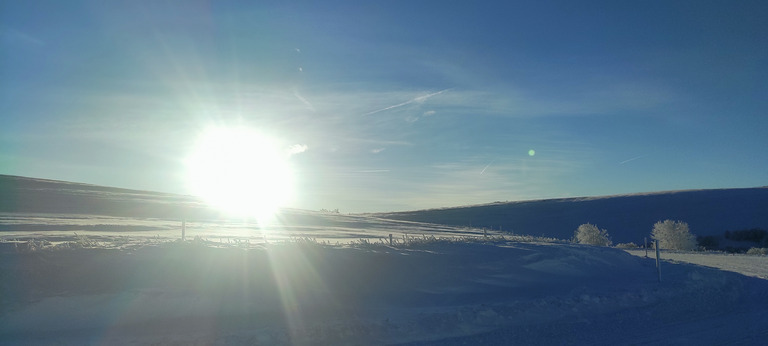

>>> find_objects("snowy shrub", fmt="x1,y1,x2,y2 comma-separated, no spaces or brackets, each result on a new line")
16,239,51,252
72,233,99,248
651,220,697,251
746,247,768,255
615,242,637,249
573,223,612,246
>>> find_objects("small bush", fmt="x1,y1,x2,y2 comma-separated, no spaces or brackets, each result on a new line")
651,220,697,251
16,239,51,252
746,247,768,255
615,242,638,249
72,233,99,248
573,223,612,246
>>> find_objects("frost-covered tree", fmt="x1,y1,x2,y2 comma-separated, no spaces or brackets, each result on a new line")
573,223,612,246
651,220,697,251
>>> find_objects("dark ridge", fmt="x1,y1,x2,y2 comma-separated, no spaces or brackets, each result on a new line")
373,187,768,244
0,174,213,219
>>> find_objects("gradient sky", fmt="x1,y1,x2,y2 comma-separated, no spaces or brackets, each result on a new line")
2,1,767,212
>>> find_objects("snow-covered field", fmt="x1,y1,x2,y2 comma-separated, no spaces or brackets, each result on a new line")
0,211,491,244
1,176,767,344
626,249,768,280
2,228,767,345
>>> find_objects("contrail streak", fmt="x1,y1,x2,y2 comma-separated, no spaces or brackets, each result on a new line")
363,88,452,116
480,160,495,175
619,154,647,165
293,90,315,111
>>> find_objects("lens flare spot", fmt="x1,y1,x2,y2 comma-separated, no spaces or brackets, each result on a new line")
528,149,536,156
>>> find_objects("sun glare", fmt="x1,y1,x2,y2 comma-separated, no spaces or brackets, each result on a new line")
185,126,295,221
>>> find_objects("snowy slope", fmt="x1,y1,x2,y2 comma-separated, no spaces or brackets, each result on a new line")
1,241,767,345
5,174,767,245
626,249,768,280
374,188,768,244
0,174,492,243
0,174,202,219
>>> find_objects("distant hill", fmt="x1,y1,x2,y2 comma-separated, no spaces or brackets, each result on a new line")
0,175,478,238
3,175,767,244
0,175,421,231
0,174,211,219
373,188,768,244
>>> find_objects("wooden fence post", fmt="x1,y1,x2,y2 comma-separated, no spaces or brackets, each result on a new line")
655,239,661,282
389,233,393,246
645,237,648,258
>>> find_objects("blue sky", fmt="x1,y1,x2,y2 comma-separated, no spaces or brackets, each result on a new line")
2,1,767,212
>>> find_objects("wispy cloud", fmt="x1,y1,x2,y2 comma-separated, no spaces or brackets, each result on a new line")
619,154,647,165
287,144,308,155
293,90,315,111
362,88,452,116
371,148,386,154
342,137,411,147
1,28,45,46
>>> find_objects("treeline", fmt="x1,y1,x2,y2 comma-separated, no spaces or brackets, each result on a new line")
698,228,768,253
725,228,767,243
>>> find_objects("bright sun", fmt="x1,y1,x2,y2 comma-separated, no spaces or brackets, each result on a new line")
185,126,295,221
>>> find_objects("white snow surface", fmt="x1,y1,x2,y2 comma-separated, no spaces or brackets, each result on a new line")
626,249,768,280
1,176,766,344
2,236,767,345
